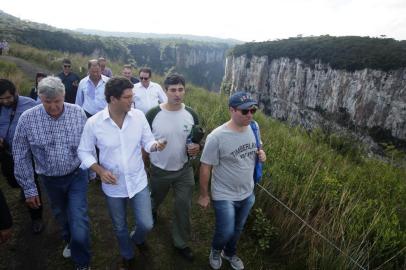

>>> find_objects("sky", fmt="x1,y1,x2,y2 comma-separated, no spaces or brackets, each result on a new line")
2,0,406,42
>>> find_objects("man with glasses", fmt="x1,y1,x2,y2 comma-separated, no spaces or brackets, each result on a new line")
133,67,167,114
57,59,80,104
198,91,266,270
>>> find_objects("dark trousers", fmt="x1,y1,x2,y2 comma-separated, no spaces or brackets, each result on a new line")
0,150,43,220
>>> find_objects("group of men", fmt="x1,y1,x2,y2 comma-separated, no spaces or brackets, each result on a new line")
0,56,266,270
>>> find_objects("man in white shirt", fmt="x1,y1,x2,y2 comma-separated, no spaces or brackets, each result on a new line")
133,67,167,114
78,77,166,270
75,59,109,117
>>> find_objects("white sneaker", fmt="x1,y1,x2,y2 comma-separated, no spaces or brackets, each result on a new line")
209,249,222,269
221,251,244,270
63,244,71,258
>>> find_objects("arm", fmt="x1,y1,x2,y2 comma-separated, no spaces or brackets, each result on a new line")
140,114,166,153
157,85,168,103
12,116,37,198
0,189,12,244
197,162,212,208
75,80,84,106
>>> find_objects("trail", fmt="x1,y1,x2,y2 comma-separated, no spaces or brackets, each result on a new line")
0,55,55,78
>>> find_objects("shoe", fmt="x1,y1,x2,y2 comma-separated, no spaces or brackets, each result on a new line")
31,219,44,234
221,252,244,270
175,246,194,261
75,266,90,270
118,257,135,270
62,244,71,258
75,265,90,270
209,249,222,269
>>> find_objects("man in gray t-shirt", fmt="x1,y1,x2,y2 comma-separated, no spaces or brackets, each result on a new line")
198,91,266,270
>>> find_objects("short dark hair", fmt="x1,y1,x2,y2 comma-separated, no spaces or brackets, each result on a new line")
164,74,186,90
138,67,152,77
105,76,134,103
0,79,17,96
62,58,71,65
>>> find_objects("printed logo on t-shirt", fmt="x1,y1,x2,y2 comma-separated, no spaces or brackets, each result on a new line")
230,142,257,159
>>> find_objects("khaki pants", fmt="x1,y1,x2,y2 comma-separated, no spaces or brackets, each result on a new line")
150,163,194,248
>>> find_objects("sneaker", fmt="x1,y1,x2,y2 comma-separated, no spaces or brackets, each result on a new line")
175,246,194,261
31,219,44,234
221,252,244,270
75,266,90,270
209,249,222,269
62,244,71,258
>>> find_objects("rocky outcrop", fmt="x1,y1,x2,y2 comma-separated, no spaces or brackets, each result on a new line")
223,55,406,144
128,43,229,91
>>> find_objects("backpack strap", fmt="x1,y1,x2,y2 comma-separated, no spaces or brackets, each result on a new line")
185,106,199,125
145,105,162,130
250,121,261,149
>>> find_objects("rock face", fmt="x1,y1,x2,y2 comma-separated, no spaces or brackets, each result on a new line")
223,55,406,143
128,43,229,91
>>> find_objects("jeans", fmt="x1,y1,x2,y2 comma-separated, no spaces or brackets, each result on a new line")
211,193,255,257
105,185,153,259
41,168,91,267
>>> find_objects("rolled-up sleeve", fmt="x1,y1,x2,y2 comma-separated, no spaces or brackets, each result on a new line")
77,120,98,168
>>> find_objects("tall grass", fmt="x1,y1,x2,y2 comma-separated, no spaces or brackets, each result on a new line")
185,87,406,270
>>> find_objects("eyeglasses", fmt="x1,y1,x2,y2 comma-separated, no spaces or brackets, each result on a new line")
238,108,257,115
63,65,71,68
140,77,149,81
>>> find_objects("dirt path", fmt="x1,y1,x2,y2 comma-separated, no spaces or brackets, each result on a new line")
0,55,55,78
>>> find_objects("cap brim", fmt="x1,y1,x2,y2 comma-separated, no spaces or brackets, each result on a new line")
236,101,258,109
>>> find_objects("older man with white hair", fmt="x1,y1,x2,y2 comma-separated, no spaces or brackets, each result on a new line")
13,76,91,270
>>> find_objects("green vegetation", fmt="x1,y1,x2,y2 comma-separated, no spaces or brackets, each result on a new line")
231,35,406,71
1,44,405,269
185,88,406,270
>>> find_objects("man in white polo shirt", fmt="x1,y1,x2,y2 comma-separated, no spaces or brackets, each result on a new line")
133,67,167,114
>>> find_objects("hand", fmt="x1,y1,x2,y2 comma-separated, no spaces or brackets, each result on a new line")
153,140,167,152
187,143,200,157
99,168,118,185
0,228,12,244
197,194,210,209
258,149,266,162
26,195,41,209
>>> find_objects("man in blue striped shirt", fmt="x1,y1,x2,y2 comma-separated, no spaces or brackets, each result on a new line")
12,76,91,270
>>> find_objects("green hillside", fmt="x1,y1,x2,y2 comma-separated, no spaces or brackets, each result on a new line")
231,35,406,71
1,45,405,269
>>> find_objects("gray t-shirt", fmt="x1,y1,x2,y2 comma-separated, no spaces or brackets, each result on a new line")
200,123,257,201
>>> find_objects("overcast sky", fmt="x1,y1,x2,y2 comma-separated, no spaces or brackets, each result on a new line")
2,0,406,42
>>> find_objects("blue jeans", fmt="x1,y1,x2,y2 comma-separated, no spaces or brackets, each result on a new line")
105,186,153,259
211,193,255,257
41,168,91,267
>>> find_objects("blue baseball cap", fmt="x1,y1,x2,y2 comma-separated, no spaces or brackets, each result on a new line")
228,91,258,109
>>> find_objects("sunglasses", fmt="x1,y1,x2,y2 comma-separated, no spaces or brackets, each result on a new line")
239,108,257,115
140,77,149,81
63,65,71,68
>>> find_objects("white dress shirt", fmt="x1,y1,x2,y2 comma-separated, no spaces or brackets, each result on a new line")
133,81,167,114
75,75,109,115
78,107,156,198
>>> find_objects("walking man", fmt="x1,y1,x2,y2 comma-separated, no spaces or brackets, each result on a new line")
0,79,44,234
75,59,109,118
198,92,266,270
78,76,166,270
57,58,80,104
146,74,201,261
133,67,167,114
13,76,91,270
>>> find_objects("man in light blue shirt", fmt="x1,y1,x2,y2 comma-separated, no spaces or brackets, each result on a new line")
75,59,109,117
